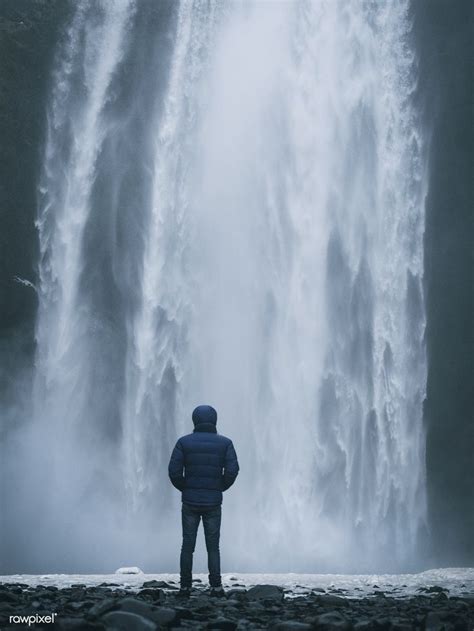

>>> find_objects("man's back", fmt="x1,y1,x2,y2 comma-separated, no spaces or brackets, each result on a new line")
168,406,239,506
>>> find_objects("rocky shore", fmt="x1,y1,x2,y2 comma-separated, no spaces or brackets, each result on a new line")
1,580,473,630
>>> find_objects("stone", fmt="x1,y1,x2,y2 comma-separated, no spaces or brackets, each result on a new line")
315,594,348,607
226,589,247,599
142,580,173,589
87,597,118,617
425,612,444,631
58,618,104,630
118,596,157,617
314,611,351,631
207,618,238,630
102,610,157,630
274,622,312,630
390,622,412,631
139,588,167,602
353,620,373,631
245,584,284,601
151,607,178,625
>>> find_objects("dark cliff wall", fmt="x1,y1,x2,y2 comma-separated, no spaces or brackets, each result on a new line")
0,0,69,329
0,0,69,408
413,0,474,566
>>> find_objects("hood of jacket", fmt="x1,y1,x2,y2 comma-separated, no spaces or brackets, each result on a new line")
192,405,217,428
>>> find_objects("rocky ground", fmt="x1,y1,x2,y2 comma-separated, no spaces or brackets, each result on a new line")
1,580,473,630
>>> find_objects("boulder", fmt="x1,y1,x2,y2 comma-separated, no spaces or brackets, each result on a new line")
87,597,118,617
207,618,238,630
245,584,284,601
425,612,444,631
118,596,157,618
102,610,157,630
315,594,348,607
150,607,178,625
274,622,312,630
58,618,104,630
142,580,174,589
314,610,351,631
138,588,167,601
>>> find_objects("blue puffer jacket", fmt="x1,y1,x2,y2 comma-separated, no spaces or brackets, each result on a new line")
168,405,239,506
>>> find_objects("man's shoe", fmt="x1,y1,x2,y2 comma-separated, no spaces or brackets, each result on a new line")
178,587,191,598
210,586,226,598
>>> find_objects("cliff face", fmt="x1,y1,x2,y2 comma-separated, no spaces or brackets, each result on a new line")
0,1,69,413
0,1,69,329
412,0,474,566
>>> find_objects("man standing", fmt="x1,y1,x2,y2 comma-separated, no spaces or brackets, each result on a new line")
168,405,239,597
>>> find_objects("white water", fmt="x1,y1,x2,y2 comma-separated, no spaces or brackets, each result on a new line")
28,0,427,573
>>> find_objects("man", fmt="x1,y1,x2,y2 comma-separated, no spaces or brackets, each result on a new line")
168,404,239,597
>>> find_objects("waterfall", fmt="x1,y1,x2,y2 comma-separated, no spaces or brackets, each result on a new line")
32,0,427,572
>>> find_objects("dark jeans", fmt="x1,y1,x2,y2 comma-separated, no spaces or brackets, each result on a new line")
180,502,222,588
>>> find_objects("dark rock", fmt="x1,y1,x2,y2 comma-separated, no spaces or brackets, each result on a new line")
151,607,178,625
102,610,157,630
458,597,474,608
174,606,194,620
274,622,313,630
138,588,166,602
0,590,20,603
314,610,351,631
87,597,118,618
353,620,373,631
7,583,29,589
390,621,412,631
207,618,238,630
315,594,348,607
425,611,444,631
58,618,105,630
225,589,247,600
68,600,90,610
142,580,173,589
118,596,157,617
246,584,284,601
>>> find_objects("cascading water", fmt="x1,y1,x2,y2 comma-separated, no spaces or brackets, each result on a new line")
30,0,427,573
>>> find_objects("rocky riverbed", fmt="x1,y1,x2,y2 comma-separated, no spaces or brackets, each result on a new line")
1,579,473,630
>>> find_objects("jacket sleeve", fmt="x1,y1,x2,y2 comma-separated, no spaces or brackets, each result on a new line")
168,440,186,491
222,440,239,491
